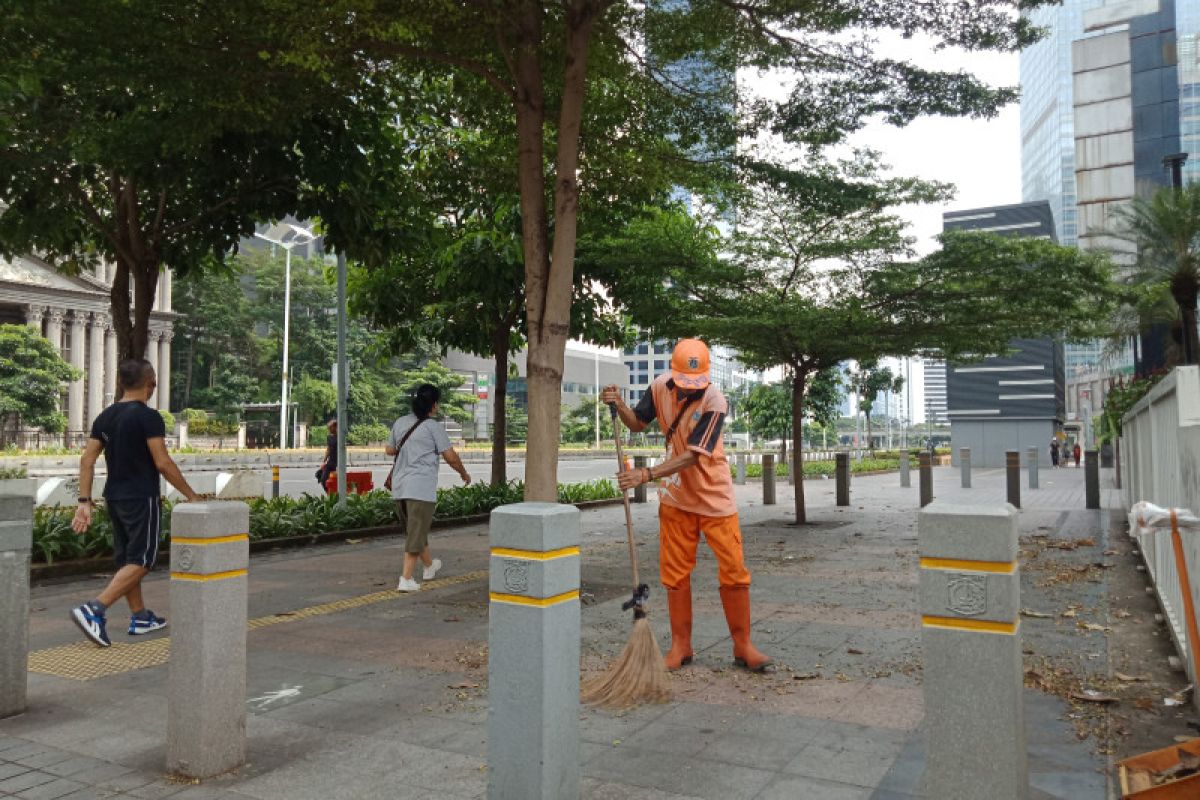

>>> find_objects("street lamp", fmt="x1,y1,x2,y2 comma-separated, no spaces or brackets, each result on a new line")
254,222,318,449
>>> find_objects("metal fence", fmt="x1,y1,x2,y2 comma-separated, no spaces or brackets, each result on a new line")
1121,366,1200,688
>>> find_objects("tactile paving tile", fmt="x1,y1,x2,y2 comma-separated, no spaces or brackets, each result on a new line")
28,569,488,681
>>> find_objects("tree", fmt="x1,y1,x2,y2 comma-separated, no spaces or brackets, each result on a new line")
561,397,615,445
396,363,476,426
505,396,529,444
0,2,391,367
0,324,80,441
848,362,904,454
611,158,1119,523
292,376,337,426
743,384,792,445
320,0,1053,500
1115,183,1200,365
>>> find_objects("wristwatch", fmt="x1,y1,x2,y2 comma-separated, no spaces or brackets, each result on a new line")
77,496,93,505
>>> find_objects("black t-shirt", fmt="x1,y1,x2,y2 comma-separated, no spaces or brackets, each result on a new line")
324,434,338,471
89,401,166,500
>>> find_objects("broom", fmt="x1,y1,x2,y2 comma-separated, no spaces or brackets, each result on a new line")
581,405,671,709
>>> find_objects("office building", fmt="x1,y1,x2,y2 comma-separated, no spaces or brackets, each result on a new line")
942,202,1066,467
922,360,948,425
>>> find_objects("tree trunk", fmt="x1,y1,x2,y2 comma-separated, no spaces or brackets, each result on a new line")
491,334,509,486
516,1,598,502
865,411,874,455
1180,302,1199,366
791,372,807,524
183,330,196,408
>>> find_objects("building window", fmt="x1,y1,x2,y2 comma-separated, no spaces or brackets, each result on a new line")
654,360,666,371
638,343,649,355
638,360,648,370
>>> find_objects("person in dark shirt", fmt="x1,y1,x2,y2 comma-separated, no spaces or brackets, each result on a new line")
316,418,338,493
69,359,199,647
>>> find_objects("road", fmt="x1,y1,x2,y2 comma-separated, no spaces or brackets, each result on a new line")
269,457,625,498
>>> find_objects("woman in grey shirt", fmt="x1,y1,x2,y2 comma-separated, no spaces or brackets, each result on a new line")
387,384,471,592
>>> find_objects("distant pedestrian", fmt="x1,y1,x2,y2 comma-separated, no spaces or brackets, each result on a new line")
388,384,471,592
70,359,199,647
1050,440,1060,467
1073,443,1081,468
316,418,337,493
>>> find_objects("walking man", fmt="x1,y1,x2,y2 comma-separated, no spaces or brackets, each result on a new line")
602,339,773,672
70,359,200,647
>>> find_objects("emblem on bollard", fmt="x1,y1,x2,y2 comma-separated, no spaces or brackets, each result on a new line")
503,560,529,594
946,574,986,617
177,546,195,573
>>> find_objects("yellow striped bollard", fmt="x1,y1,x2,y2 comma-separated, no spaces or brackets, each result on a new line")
919,503,1026,798
487,502,581,800
166,501,250,779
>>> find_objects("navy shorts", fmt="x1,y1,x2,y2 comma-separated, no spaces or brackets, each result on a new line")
108,497,163,569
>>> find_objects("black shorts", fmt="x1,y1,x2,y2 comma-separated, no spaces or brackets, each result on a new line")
109,497,163,569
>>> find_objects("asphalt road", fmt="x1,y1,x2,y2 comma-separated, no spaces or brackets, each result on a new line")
269,457,625,498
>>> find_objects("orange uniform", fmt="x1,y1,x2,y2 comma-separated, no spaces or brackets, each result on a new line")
634,373,751,589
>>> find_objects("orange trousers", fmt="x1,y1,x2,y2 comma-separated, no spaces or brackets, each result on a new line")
658,503,751,590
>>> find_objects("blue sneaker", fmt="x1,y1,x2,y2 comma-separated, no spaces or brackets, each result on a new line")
128,611,168,636
71,604,111,647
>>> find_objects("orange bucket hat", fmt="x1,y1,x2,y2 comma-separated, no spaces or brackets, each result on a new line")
671,339,711,390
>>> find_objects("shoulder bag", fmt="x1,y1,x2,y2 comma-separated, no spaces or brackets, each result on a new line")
384,418,427,491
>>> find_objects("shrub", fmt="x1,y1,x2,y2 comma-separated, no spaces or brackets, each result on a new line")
0,467,28,479
347,422,391,446
159,409,175,432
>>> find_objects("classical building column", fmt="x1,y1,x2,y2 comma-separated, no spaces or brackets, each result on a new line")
87,313,106,424
146,331,161,410
44,309,64,354
67,312,87,433
103,321,117,405
158,330,173,413
160,269,172,313
24,305,45,335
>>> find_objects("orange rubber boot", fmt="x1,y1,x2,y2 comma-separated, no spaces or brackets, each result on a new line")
719,586,773,672
663,582,694,671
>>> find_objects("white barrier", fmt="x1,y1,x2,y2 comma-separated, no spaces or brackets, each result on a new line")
1120,366,1200,511
1129,502,1200,699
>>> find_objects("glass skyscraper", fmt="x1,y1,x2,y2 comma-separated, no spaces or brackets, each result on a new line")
1180,0,1200,185
1020,1,1088,247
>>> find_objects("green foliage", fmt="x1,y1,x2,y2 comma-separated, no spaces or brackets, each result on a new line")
346,422,390,447
561,396,616,444
292,376,337,425
0,324,79,435
0,467,27,479
158,409,175,432
848,362,904,453
1113,183,1200,365
34,479,620,562
1100,374,1165,439
396,362,476,425
806,369,844,430
743,384,793,442
505,396,528,444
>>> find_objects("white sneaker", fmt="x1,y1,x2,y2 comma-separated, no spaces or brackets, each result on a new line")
396,577,421,592
423,559,443,581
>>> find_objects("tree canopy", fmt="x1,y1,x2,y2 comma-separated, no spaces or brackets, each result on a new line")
0,324,80,439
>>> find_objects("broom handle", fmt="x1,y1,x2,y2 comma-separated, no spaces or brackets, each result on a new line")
609,405,640,590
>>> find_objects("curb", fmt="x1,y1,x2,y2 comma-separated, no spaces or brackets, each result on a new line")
30,497,624,584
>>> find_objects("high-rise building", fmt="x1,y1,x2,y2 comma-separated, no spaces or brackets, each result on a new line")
923,360,948,425
1021,0,1089,246
942,202,1066,468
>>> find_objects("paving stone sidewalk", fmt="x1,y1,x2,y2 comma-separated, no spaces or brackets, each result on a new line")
1,465,1130,799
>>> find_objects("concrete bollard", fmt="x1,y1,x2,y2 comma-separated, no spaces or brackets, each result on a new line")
488,503,580,800
0,482,35,719
1005,451,1020,509
1085,450,1100,510
835,453,850,507
899,451,911,488
762,454,776,506
167,502,250,779
271,465,280,498
919,503,1026,798
959,447,971,489
1027,447,1039,490
918,452,933,507
735,453,747,486
633,456,648,503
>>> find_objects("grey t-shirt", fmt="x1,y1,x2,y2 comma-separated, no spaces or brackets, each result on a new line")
389,414,452,502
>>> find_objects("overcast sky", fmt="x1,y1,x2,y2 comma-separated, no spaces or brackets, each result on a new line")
846,39,1024,255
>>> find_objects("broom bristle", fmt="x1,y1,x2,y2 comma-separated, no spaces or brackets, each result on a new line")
581,617,671,709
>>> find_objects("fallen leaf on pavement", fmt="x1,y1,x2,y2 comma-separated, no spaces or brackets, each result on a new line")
1115,672,1147,682
847,648,864,655
1070,690,1119,704
1135,698,1156,711
1078,622,1108,632
1061,609,1078,618
793,672,821,681
1114,609,1133,619
448,682,479,690
1021,609,1052,619
345,538,363,544
443,616,461,623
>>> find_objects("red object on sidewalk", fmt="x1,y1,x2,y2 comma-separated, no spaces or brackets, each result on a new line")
324,470,374,495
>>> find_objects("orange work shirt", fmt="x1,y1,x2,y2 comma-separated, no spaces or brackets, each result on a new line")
633,374,737,518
